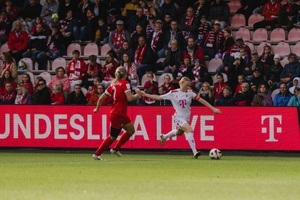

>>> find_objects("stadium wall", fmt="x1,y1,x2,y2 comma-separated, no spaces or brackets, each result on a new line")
0,106,299,151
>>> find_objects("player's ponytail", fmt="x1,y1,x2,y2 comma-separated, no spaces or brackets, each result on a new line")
112,66,127,84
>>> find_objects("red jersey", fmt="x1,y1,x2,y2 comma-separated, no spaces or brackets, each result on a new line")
105,79,131,116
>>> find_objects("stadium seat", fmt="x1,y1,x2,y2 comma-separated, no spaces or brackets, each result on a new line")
51,57,67,72
18,58,33,72
270,28,286,42
81,87,87,96
235,28,251,41
271,88,280,102
0,42,9,54
64,43,82,59
213,73,228,84
273,42,291,57
256,42,272,55
158,73,173,86
230,14,246,28
228,0,242,15
100,44,111,56
18,71,35,84
208,58,223,74
288,28,300,43
83,43,99,57
244,42,255,53
252,28,268,42
247,14,264,28
292,41,300,56
280,56,289,67
38,71,52,85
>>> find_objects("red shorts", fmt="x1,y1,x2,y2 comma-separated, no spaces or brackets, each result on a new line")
110,113,131,129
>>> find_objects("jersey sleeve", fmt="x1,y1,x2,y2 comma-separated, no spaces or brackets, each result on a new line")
161,91,173,100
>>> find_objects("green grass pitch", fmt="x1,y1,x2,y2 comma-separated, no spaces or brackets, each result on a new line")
1,150,300,200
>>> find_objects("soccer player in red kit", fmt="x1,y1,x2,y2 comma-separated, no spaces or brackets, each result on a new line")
92,66,140,160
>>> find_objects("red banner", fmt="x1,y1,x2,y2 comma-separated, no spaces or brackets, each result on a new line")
0,105,299,150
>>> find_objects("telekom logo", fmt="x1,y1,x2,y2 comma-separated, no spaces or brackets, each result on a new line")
179,99,187,108
261,115,282,142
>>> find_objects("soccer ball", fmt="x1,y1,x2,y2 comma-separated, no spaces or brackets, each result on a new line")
209,148,222,159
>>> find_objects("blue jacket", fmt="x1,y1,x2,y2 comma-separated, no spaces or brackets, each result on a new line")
274,92,293,106
288,95,300,106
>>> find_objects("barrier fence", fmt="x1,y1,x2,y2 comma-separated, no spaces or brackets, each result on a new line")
0,105,299,151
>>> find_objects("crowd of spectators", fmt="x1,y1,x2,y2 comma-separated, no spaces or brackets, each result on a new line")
0,0,300,106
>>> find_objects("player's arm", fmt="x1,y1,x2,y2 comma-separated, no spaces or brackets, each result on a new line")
196,96,222,114
141,91,163,101
93,93,109,113
125,90,140,102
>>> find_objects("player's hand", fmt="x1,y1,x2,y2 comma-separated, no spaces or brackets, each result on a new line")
93,108,99,113
135,88,142,96
213,108,222,114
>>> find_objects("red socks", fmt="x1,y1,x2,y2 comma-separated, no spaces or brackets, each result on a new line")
95,137,114,155
114,132,131,151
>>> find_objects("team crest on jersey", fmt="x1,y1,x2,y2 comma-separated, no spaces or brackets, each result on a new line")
126,83,131,90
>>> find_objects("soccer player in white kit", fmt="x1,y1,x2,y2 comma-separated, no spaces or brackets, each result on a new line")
138,77,221,158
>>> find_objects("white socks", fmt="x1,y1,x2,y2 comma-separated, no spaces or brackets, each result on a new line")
164,130,177,139
186,132,198,155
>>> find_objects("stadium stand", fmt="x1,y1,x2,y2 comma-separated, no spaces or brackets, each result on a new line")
244,41,255,53
247,14,264,28
256,42,272,55
140,73,157,87
287,28,300,43
38,71,52,85
0,43,9,55
208,58,223,74
273,42,291,57
100,44,111,57
269,28,286,43
280,56,289,67
51,57,67,73
271,89,280,102
83,43,99,58
18,58,33,72
252,28,268,43
291,41,300,56
235,28,251,41
230,14,246,28
213,73,228,84
64,43,82,59
228,0,242,15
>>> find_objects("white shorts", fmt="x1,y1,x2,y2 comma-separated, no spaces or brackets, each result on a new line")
174,117,189,129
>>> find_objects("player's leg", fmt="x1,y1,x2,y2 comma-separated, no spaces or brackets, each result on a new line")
111,115,133,156
93,127,120,160
181,123,201,158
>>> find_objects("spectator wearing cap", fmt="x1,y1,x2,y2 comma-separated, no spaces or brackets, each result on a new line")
159,0,177,21
108,19,131,54
227,52,247,91
49,13,60,30
265,53,283,90
195,15,211,46
179,6,199,40
183,36,205,66
40,0,59,26
145,14,155,37
273,82,292,106
128,6,148,33
203,20,224,60
194,0,210,19
148,19,165,59
245,52,264,81
253,0,282,31
249,67,267,94
209,0,230,29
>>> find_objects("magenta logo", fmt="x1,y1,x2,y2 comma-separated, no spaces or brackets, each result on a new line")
261,115,282,142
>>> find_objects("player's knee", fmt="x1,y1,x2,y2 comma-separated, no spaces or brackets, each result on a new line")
110,127,122,138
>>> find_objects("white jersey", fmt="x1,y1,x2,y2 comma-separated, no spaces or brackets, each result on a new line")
161,89,198,121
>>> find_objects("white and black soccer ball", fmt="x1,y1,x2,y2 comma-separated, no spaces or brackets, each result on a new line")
209,148,222,159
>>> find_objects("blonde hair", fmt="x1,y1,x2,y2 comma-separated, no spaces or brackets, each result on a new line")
179,77,191,85
112,66,127,84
